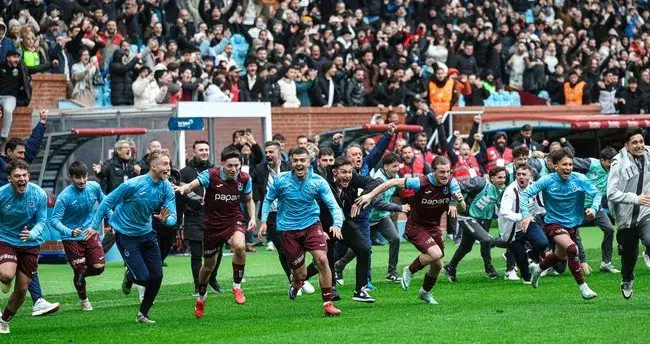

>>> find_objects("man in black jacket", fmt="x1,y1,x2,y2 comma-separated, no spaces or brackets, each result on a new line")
344,69,365,106
252,141,292,281
616,77,646,114
239,61,264,102
510,124,544,152
138,139,162,175
311,61,342,107
0,51,32,144
449,41,479,76
179,140,222,294
109,49,140,106
93,139,140,194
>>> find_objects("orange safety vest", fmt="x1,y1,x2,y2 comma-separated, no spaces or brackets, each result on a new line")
452,155,480,183
485,146,512,172
398,156,426,200
564,81,585,105
428,79,455,116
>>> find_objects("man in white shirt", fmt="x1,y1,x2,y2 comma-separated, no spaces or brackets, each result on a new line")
215,44,237,70
497,164,548,284
277,65,300,108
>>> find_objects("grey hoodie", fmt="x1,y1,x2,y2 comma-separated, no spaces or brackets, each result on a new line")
607,145,650,229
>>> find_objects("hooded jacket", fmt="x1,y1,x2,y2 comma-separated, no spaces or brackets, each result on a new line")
0,22,17,64
607,146,650,230
109,49,138,105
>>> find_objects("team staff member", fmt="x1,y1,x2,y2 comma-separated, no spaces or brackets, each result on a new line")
607,128,650,299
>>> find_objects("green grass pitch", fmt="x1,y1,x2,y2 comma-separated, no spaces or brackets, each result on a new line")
2,227,649,343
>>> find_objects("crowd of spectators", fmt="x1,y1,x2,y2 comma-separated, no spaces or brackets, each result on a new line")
1,0,650,133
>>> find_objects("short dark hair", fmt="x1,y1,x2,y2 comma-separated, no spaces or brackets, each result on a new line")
221,147,241,162
489,166,507,178
332,156,352,169
625,127,644,143
521,124,532,132
5,137,25,154
264,141,281,150
272,133,285,142
512,146,530,159
232,130,245,142
599,147,617,161
431,155,450,170
297,135,308,142
193,140,209,149
322,61,334,73
550,147,574,164
68,161,88,177
415,132,427,140
382,152,400,166
289,147,309,157
318,147,334,158
6,159,29,176
628,76,638,84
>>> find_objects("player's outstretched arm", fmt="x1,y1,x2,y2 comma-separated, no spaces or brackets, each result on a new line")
353,178,406,216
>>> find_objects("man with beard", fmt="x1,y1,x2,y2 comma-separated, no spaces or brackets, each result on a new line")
333,124,395,288
0,160,48,334
427,66,467,117
180,140,222,295
510,124,544,152
177,148,256,317
607,127,650,299
88,151,177,324
397,144,432,201
484,131,512,173
443,167,508,281
259,147,344,316
444,132,481,184
137,140,161,175
523,148,600,300
355,156,465,304
412,132,437,167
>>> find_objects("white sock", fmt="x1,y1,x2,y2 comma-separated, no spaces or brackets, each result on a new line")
233,283,241,289
579,283,589,291
198,293,206,301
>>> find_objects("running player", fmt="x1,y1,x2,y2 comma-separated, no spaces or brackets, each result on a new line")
50,161,110,311
259,147,344,316
607,127,650,299
521,148,600,300
0,160,48,334
88,150,177,324
177,148,256,317
355,156,465,304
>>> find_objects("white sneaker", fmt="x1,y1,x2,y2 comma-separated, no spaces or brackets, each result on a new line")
136,285,146,303
301,281,315,294
529,263,542,289
621,280,634,300
579,283,597,300
540,267,559,277
522,279,532,285
0,320,9,334
297,288,303,296
504,269,520,281
32,298,60,316
418,288,438,305
266,242,276,251
643,251,650,270
401,266,413,291
136,312,156,324
599,262,621,273
0,281,10,294
80,299,93,311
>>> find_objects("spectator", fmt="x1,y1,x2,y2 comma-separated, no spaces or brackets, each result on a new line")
545,64,566,105
591,69,618,114
508,41,528,90
449,41,479,76
133,66,165,108
510,124,544,152
465,74,490,106
367,76,405,107
0,21,17,64
561,69,589,105
215,43,236,70
204,76,231,102
311,61,342,107
344,69,365,106
426,66,469,117
616,77,645,114
277,64,300,108
523,46,547,95
240,61,263,101
93,139,140,194
71,48,99,106
180,67,205,101
296,66,316,107
109,49,141,106
405,96,437,142
0,51,31,144
49,33,74,88
19,31,51,74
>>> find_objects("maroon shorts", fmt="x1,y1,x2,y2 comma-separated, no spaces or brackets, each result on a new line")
405,222,444,255
62,236,105,269
544,223,578,241
281,223,328,269
203,221,246,258
0,242,40,277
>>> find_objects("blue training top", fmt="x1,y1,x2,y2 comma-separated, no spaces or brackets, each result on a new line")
91,174,177,236
0,182,48,247
261,167,343,231
51,181,112,241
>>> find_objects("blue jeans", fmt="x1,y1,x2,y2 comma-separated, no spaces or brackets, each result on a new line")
507,222,548,281
115,231,163,284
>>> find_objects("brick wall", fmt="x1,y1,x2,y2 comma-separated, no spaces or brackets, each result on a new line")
1,74,68,138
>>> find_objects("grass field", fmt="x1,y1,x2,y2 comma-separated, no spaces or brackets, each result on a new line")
2,227,650,343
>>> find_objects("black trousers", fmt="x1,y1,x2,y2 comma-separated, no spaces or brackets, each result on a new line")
187,239,220,290
267,212,292,280
156,228,177,262
617,220,650,282
449,217,494,269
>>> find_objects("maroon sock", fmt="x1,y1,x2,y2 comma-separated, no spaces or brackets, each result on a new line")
84,266,104,277
73,270,87,300
422,273,437,292
233,263,245,284
321,287,333,302
566,244,585,285
1,308,14,322
409,256,425,274
539,252,561,270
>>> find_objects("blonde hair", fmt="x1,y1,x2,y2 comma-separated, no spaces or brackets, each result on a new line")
148,149,171,165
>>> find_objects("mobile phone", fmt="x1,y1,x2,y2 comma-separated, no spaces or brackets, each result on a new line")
245,128,252,134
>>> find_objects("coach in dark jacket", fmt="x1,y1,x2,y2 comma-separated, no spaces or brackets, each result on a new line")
0,114,47,185
616,77,646,114
109,49,139,105
94,139,140,194
179,141,221,293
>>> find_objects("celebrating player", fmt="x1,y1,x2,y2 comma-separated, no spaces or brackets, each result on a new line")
259,147,344,316
88,150,177,324
176,148,256,317
521,148,600,300
607,128,650,299
355,156,465,304
50,161,110,311
0,160,48,334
